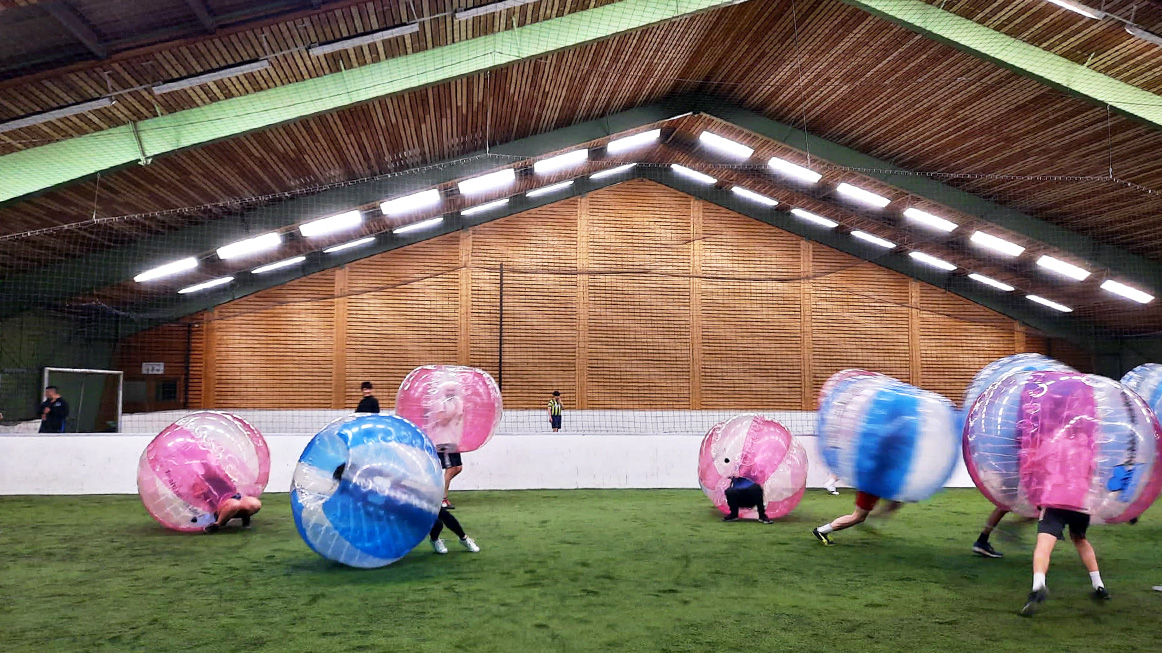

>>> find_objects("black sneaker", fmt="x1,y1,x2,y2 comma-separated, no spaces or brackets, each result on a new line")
1019,588,1048,616
758,517,773,524
812,528,833,546
722,515,739,522
442,498,455,510
972,541,1003,558
1091,587,1110,602
241,514,252,529
203,523,220,534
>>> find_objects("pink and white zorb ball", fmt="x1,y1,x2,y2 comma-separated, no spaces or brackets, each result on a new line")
698,414,809,519
136,411,271,531
395,365,503,453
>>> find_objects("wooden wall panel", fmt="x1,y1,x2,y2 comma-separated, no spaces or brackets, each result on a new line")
112,322,192,413
918,285,1017,405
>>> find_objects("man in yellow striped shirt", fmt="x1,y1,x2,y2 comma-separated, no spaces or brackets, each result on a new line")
548,391,563,432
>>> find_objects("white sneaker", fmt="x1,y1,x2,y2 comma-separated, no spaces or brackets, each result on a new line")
460,536,480,553
431,538,448,554
828,488,839,496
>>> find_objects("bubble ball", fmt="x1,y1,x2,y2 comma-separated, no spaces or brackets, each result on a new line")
697,414,809,519
1122,363,1162,417
395,365,503,453
964,371,1162,522
136,411,270,532
817,370,959,502
290,413,444,568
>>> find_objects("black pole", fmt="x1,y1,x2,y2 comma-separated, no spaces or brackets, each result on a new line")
184,322,193,408
498,263,504,390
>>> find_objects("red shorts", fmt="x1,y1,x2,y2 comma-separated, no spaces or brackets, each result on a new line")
855,491,880,512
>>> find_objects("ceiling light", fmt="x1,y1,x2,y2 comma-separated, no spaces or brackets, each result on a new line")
324,237,376,253
970,231,1025,257
1125,25,1162,47
533,150,588,175
178,277,234,294
454,0,538,19
1100,280,1154,304
790,208,838,229
134,257,198,283
458,169,516,195
527,181,573,198
381,189,441,216
392,217,444,235
462,199,509,216
1028,295,1073,313
0,97,115,134
768,156,822,184
909,251,957,271
836,183,890,208
731,186,778,206
308,23,420,56
671,164,716,184
252,256,307,274
606,130,660,154
216,232,281,260
698,132,754,159
591,163,637,180
152,60,270,95
300,210,363,238
1036,255,1090,281
903,207,958,232
851,231,895,249
968,273,1015,292
1043,0,1105,19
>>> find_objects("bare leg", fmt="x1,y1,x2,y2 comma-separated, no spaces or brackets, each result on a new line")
1032,532,1056,576
829,507,872,532
979,507,1008,540
214,498,242,528
443,465,463,501
1072,535,1099,573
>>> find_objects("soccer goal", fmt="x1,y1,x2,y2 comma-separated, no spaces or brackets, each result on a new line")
41,368,124,433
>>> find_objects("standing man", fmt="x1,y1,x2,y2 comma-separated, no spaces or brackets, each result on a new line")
38,386,69,433
355,381,380,413
548,391,563,432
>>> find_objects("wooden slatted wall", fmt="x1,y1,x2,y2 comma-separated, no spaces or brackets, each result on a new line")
917,284,1019,403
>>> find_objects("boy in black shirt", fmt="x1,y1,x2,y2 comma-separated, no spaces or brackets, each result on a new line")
355,381,380,413
38,386,69,433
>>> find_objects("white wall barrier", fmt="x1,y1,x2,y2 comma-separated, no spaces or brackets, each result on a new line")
0,432,975,495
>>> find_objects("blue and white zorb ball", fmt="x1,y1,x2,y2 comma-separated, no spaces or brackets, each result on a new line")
818,370,958,502
1123,364,1162,418
291,414,443,568
958,353,1074,433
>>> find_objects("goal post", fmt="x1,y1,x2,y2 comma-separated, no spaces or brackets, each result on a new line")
41,367,124,433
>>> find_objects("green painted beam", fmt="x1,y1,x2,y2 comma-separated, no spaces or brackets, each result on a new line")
0,0,735,204
839,0,1162,130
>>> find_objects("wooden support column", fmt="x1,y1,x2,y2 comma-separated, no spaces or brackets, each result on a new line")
459,229,473,365
576,194,590,409
690,198,703,410
332,266,349,409
800,241,814,410
202,309,217,409
1013,321,1026,353
908,279,922,387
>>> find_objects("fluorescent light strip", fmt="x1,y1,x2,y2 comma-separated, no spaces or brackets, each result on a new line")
462,199,509,216
178,277,234,294
300,210,363,238
768,156,822,184
730,186,778,207
527,181,574,198
308,23,420,56
590,163,637,180
324,237,376,253
1036,255,1090,281
836,183,890,208
790,208,838,229
671,164,717,185
606,130,660,154
1028,294,1073,313
455,0,538,19
0,97,115,134
968,273,1015,292
152,60,270,95
134,257,198,283
851,231,895,249
909,251,957,271
1044,0,1105,19
970,231,1025,257
216,232,281,260
533,149,589,175
1126,25,1162,47
252,256,307,274
458,169,516,195
392,216,444,235
381,189,441,216
1100,280,1154,304
903,207,957,232
698,131,754,159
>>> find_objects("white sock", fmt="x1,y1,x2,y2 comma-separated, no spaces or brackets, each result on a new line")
1032,573,1046,592
817,524,834,534
1089,571,1104,589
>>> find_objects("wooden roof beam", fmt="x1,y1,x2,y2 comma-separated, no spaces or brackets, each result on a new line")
41,0,107,60
182,0,218,34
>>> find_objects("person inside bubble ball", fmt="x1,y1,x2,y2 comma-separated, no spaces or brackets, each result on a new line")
203,494,263,533
722,476,772,524
189,462,262,533
1018,507,1109,617
812,491,902,545
428,382,466,510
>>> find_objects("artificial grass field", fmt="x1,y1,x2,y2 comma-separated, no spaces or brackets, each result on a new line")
2,489,1160,652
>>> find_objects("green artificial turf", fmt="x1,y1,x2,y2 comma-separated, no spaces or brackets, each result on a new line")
1,489,1160,652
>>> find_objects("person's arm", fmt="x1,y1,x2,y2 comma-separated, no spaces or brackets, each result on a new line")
59,400,69,419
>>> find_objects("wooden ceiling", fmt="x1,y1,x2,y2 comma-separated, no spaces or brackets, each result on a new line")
2,0,1162,336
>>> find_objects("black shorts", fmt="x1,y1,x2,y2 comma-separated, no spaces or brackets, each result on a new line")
1038,507,1090,540
550,415,562,429
439,452,463,469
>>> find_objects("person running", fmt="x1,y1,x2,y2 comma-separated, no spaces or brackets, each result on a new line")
1019,507,1109,616
355,381,380,413
812,491,902,545
548,391,563,432
722,476,772,523
429,506,480,554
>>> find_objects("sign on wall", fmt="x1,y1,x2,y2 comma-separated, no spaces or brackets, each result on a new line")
141,363,165,375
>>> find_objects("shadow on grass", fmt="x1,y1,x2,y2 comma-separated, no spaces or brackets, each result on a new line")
283,549,455,584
